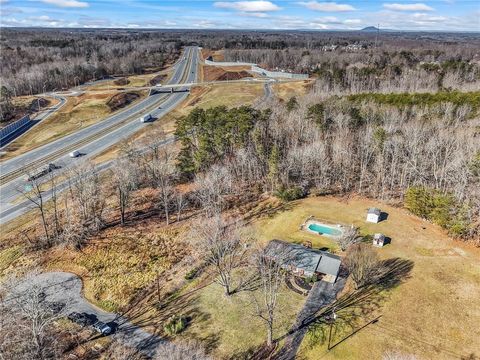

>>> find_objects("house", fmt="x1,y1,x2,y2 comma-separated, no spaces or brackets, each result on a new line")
373,233,386,247
265,240,342,283
366,208,381,223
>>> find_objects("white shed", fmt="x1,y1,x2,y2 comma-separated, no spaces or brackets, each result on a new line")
373,233,386,247
366,208,381,223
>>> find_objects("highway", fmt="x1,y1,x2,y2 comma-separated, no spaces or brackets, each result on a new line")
0,46,199,223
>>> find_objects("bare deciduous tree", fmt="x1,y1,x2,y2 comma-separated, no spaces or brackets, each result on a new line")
18,173,51,247
191,216,247,296
250,246,289,347
344,243,379,289
0,273,65,360
338,226,361,251
111,158,139,225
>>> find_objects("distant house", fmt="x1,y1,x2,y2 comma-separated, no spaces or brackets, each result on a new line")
265,240,342,283
373,233,386,247
366,208,381,223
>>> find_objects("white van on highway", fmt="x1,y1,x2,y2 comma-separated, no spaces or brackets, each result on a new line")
139,114,152,123
69,150,80,158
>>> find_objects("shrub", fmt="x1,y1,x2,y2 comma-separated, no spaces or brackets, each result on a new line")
163,315,187,336
275,186,305,202
184,268,198,280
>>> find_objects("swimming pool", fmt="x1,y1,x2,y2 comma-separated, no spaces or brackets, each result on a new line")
307,223,343,237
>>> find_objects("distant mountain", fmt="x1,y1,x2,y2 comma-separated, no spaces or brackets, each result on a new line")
361,26,380,32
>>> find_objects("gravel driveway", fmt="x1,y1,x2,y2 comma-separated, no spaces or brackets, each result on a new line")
7,271,168,357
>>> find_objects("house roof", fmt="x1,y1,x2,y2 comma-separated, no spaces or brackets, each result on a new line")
265,240,341,277
266,240,322,274
316,251,342,277
368,208,381,215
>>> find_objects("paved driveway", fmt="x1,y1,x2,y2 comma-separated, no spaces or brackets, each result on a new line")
276,276,347,359
6,272,169,357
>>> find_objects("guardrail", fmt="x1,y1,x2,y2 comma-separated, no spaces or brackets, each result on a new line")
0,115,31,146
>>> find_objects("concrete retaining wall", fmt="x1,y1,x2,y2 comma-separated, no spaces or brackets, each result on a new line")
204,59,257,67
204,59,308,80
251,66,309,80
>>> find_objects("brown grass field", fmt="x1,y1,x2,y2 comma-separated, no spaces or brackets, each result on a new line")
272,80,313,101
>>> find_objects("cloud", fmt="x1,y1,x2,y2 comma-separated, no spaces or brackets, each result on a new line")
239,11,270,17
40,0,89,8
383,3,434,11
298,1,356,12
411,12,446,22
214,1,280,12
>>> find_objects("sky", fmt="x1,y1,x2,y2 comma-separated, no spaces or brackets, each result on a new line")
0,0,479,31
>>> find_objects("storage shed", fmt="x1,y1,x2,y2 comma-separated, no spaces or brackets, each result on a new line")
366,208,381,223
373,233,386,247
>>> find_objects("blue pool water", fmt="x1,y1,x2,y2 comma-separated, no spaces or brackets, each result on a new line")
308,223,342,236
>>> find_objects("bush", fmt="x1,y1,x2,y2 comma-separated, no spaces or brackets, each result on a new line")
275,186,305,202
184,268,198,280
163,315,187,336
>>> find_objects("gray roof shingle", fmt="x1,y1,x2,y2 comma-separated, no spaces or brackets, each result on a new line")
265,240,341,277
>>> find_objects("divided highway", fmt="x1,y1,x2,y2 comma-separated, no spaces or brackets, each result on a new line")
0,46,199,223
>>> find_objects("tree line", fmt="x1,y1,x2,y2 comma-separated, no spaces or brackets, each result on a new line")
174,96,479,240
0,29,181,100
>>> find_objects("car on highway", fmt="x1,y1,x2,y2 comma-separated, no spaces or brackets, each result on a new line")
93,321,113,336
69,150,80,158
139,113,152,123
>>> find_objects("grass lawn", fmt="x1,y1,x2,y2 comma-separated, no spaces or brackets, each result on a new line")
174,277,306,359
253,196,480,359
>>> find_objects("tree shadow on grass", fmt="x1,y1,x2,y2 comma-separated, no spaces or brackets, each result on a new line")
306,258,414,346
275,258,414,359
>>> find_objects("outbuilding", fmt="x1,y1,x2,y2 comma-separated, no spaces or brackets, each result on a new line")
373,233,386,247
366,208,381,223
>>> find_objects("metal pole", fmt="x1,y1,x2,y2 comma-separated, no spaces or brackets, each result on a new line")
327,307,337,351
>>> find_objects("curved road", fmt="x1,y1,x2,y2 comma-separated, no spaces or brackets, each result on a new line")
7,271,170,357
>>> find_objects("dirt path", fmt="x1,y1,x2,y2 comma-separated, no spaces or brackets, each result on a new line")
8,271,171,357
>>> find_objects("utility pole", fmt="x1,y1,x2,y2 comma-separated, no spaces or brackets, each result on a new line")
327,307,337,351
156,269,161,303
